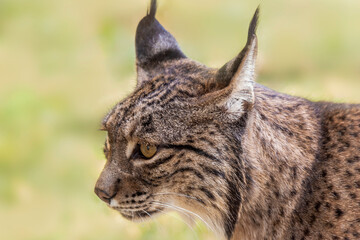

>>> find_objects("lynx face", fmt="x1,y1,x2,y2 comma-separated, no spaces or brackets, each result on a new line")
95,0,259,237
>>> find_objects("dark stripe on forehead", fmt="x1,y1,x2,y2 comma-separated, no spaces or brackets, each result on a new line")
116,88,152,125
159,88,172,101
108,72,209,130
177,89,195,98
115,76,174,125
137,75,205,108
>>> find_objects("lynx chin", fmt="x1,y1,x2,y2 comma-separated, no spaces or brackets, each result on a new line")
95,1,360,239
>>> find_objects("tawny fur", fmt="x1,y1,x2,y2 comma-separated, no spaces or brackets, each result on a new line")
95,1,360,239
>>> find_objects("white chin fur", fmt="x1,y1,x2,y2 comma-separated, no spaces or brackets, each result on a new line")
110,198,120,207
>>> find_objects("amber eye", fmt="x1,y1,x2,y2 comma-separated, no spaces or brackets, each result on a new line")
140,143,157,159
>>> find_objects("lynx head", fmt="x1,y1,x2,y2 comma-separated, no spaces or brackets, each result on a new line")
95,0,259,238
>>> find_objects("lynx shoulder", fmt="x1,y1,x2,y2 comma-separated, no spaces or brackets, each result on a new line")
95,1,360,239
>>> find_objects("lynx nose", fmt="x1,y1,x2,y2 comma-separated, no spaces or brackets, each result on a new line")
94,171,120,204
94,187,114,204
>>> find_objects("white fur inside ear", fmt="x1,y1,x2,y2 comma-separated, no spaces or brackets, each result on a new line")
224,38,257,116
225,88,254,115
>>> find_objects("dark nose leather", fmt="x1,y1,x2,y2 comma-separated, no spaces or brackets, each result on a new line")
94,187,113,204
94,172,120,204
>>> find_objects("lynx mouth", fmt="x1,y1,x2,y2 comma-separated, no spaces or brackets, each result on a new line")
118,208,163,221
108,198,164,221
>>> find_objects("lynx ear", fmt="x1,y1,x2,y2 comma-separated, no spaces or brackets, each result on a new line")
214,7,259,116
135,0,186,87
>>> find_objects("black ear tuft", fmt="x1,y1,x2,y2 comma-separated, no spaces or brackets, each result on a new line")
211,7,260,91
148,0,157,18
247,6,259,44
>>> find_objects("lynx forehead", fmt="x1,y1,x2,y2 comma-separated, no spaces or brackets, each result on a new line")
95,1,360,239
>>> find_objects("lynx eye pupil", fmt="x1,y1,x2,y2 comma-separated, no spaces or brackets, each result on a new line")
140,143,157,159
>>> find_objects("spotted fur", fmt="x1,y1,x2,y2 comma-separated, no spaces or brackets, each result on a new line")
95,1,360,239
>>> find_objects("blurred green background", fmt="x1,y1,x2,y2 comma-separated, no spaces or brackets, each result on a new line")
1,0,360,239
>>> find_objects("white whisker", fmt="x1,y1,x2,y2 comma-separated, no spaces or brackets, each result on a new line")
141,209,152,219
152,192,214,216
151,201,215,233
156,208,199,240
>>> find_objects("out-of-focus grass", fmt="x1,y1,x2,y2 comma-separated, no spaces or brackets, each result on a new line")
1,0,359,239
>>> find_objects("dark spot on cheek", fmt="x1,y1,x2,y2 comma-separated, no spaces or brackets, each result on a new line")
279,207,284,217
274,191,280,198
290,189,297,197
314,201,321,212
260,113,268,121
345,170,353,177
309,214,316,225
325,222,334,228
335,208,344,218
350,193,357,199
332,191,340,200
291,167,297,179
